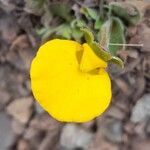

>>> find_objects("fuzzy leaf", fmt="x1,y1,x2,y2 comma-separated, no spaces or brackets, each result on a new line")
110,2,141,25
71,19,86,28
81,28,112,61
72,28,83,42
36,27,48,36
99,19,111,49
81,28,124,68
25,0,44,15
109,56,124,68
94,17,104,30
80,7,98,20
90,42,112,62
41,6,52,27
109,17,126,55
41,28,56,41
80,28,94,44
56,24,72,39
100,17,125,55
49,3,72,21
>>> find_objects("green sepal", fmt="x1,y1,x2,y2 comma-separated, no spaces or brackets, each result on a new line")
109,56,124,68
80,28,94,44
80,27,124,68
90,42,112,62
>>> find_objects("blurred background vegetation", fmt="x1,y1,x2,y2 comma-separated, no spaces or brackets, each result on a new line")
29,0,141,55
0,0,150,150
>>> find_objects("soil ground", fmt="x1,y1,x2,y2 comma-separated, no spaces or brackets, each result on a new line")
0,0,150,150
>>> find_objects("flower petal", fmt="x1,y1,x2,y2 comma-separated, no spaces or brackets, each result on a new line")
30,39,111,122
80,43,107,72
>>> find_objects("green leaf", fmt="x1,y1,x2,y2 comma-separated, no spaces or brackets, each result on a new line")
56,24,72,39
80,7,98,20
72,28,83,42
100,17,125,55
71,19,86,28
25,0,44,15
99,19,112,49
41,5,52,27
110,2,141,25
80,28,124,68
90,42,112,62
36,27,48,36
109,17,126,55
41,28,56,41
37,24,72,41
81,28,112,61
94,17,104,30
109,56,124,68
80,28,94,44
49,3,72,21
36,27,56,40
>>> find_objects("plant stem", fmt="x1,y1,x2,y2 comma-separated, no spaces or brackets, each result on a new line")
109,43,143,47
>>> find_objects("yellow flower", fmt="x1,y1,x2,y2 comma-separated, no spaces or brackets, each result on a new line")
30,39,111,122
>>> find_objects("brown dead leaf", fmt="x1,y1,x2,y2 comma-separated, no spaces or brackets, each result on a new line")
106,105,126,120
87,130,119,150
131,138,150,150
132,74,146,102
39,129,61,150
127,26,138,37
137,23,150,52
10,35,30,51
6,35,34,71
123,58,141,74
17,139,30,150
127,0,150,14
0,10,19,44
115,78,131,96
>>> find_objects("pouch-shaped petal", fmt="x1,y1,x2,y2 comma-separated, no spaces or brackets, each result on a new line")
80,43,107,72
30,39,111,122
